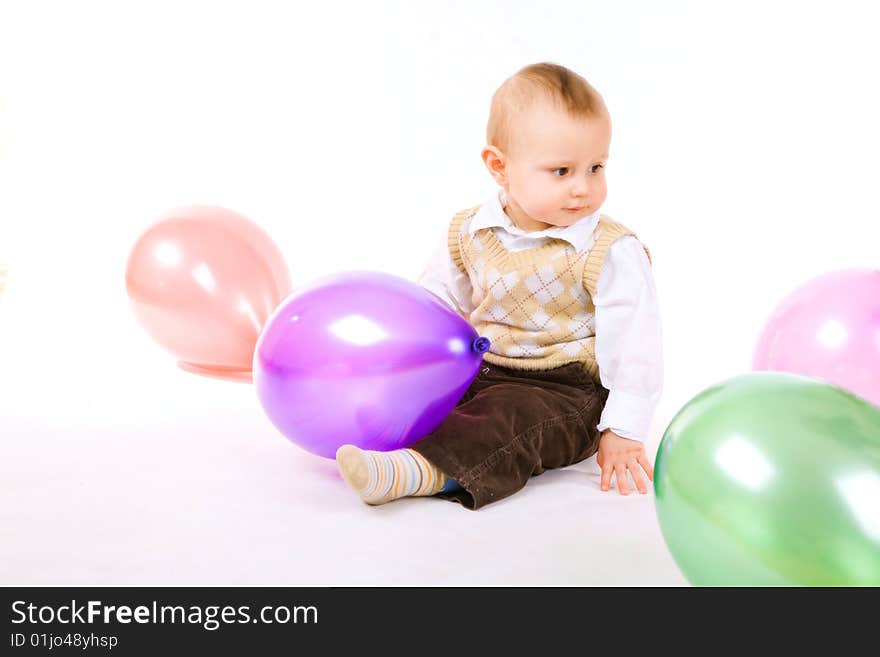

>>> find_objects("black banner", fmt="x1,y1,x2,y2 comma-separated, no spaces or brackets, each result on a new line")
0,586,870,654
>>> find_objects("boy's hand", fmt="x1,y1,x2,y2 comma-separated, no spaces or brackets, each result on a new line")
596,429,654,495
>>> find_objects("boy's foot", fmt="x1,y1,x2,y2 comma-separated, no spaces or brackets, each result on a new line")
335,445,448,505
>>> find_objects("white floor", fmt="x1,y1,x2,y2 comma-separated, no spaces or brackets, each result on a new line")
0,336,686,587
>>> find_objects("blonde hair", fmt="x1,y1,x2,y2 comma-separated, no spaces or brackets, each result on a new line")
486,62,609,154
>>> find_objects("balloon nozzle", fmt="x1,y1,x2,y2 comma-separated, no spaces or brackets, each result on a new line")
473,337,491,354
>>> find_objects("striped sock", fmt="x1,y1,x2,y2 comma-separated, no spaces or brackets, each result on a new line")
335,445,449,505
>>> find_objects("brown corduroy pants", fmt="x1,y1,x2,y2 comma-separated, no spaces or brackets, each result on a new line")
409,361,609,510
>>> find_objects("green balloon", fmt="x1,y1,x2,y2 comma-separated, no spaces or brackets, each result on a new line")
654,372,880,586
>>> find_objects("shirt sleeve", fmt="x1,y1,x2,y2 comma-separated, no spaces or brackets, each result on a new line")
417,223,475,318
592,236,664,443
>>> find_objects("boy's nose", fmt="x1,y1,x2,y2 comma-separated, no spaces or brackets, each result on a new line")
570,176,596,199
570,182,589,198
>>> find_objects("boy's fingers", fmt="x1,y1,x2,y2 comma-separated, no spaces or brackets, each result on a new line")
600,463,612,491
615,464,630,495
629,460,649,494
639,454,655,481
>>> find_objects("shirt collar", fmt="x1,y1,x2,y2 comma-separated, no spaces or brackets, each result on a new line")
468,188,602,253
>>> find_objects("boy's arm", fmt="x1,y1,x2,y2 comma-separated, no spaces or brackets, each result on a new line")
417,223,475,320
592,236,664,444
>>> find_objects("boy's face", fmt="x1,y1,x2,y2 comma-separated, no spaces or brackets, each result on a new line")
483,100,611,232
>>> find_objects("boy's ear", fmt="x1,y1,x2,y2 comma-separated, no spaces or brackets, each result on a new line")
481,145,507,184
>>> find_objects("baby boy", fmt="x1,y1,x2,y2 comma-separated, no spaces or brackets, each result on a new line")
335,62,663,510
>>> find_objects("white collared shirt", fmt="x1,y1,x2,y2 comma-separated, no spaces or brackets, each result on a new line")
418,189,664,443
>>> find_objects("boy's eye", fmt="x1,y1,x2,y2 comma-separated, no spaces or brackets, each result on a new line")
551,164,604,176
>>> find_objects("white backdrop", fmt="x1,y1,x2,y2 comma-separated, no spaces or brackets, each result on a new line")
1,0,878,585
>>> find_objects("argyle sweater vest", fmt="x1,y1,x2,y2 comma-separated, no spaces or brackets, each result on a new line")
448,205,651,380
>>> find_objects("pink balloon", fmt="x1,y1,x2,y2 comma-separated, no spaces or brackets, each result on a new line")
126,205,292,381
753,268,880,407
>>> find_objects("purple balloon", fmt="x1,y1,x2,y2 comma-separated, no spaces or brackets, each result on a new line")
753,268,880,408
253,271,490,458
